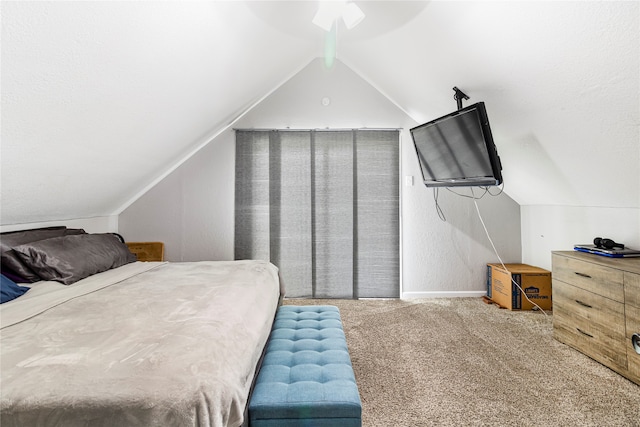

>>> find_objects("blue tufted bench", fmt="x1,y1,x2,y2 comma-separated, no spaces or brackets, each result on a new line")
249,305,362,427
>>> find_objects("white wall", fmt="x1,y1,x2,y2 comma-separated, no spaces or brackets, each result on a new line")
118,133,235,262
0,216,118,234
401,183,521,298
119,58,522,297
521,206,640,271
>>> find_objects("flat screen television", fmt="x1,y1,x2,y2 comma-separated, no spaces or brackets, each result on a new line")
410,102,503,188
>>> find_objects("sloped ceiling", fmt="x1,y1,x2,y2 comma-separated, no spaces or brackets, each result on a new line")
1,1,638,225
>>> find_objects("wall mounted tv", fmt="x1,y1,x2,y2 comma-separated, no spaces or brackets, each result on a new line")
410,102,503,188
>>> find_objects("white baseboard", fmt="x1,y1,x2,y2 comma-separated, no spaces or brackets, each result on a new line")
402,291,487,299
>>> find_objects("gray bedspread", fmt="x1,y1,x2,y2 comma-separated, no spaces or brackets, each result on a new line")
0,260,281,427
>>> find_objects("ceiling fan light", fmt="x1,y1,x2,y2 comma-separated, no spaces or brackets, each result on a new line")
312,10,334,32
342,2,365,29
312,1,346,31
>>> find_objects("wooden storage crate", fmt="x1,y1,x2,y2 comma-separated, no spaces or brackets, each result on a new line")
126,242,164,262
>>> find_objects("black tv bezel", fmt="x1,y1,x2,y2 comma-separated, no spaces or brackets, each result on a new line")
410,102,503,188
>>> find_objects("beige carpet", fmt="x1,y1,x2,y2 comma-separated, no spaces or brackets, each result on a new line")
283,298,640,427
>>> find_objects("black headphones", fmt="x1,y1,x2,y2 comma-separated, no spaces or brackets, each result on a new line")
593,237,625,250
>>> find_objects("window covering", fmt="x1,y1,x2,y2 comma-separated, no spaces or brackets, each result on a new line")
235,129,399,298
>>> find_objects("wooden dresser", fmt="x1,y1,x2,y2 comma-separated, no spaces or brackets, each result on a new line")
552,251,640,385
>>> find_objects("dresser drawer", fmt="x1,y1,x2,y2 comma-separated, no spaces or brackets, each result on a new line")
553,281,627,371
552,254,624,302
625,272,640,308
553,280,626,337
625,304,640,384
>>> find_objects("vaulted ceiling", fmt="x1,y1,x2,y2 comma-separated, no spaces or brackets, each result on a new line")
1,1,638,225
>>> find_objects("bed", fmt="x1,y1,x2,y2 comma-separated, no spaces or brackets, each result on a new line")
0,227,282,427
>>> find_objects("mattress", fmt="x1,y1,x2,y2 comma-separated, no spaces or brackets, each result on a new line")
0,260,281,427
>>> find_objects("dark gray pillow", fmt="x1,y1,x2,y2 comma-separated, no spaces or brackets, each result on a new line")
1,227,70,282
12,233,136,285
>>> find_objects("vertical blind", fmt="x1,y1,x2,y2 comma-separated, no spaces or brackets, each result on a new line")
235,129,399,298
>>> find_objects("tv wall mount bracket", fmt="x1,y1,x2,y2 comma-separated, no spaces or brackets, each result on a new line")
453,87,470,110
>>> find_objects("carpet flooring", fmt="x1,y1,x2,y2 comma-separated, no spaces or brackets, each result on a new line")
283,298,640,427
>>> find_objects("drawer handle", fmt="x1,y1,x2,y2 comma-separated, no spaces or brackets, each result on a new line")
574,272,592,279
575,299,593,309
633,333,640,355
576,328,594,338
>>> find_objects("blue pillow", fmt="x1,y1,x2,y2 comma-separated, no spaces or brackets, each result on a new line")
1,274,29,303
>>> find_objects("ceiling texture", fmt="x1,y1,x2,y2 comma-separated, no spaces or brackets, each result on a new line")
1,1,638,225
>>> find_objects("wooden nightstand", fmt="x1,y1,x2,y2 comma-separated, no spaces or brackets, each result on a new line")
125,242,164,262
